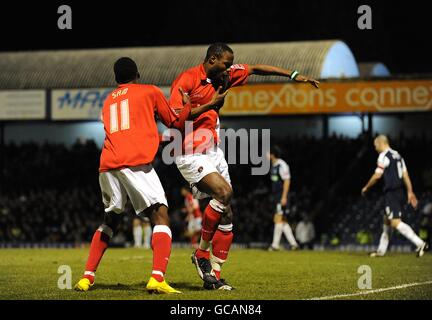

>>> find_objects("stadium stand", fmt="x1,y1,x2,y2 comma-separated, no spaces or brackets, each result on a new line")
1,134,430,248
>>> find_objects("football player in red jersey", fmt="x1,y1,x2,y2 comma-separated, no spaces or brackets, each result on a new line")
170,43,319,290
74,57,226,294
181,186,203,248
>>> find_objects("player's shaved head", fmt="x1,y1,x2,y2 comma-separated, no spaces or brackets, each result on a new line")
375,135,389,145
114,57,140,84
374,134,390,153
204,43,233,62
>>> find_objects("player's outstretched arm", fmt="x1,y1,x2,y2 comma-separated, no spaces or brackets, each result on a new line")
402,170,418,209
248,64,320,89
361,172,383,195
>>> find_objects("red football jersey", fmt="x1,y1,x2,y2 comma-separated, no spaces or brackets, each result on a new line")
184,193,202,218
99,84,188,172
169,64,249,152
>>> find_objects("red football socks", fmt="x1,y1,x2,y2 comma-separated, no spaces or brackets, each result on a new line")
196,248,211,260
211,228,234,279
212,228,233,261
201,204,221,242
213,270,221,280
151,225,172,282
196,204,221,260
84,230,110,281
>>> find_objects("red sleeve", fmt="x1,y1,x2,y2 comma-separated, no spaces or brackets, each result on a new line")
229,64,249,88
169,72,194,113
154,86,190,131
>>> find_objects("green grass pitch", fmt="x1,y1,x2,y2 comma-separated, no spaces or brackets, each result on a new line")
0,248,431,300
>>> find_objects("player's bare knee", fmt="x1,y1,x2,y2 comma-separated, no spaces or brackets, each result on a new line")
215,185,233,205
151,215,169,226
102,212,122,234
151,204,170,226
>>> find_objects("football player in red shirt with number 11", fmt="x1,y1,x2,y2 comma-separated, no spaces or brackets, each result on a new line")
74,57,226,294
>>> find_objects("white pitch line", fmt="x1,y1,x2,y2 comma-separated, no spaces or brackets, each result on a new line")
306,280,432,300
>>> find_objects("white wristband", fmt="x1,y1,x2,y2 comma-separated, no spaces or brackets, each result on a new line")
290,70,299,80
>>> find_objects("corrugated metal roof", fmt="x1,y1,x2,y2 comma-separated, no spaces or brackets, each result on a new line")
0,40,341,89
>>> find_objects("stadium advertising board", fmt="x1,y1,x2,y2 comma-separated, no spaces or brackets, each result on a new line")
51,87,172,120
0,90,46,120
220,80,432,115
50,81,432,120
51,88,113,120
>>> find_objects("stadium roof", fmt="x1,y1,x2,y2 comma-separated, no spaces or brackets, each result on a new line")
0,40,359,90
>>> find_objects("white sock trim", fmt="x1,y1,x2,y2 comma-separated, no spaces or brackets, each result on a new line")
153,225,172,238
210,256,224,272
210,255,226,265
218,224,233,232
209,199,226,213
84,271,95,277
152,270,164,277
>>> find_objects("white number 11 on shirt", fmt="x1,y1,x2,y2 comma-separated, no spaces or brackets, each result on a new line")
109,99,130,133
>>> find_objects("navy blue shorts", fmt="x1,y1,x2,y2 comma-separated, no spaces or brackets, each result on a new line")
384,188,405,220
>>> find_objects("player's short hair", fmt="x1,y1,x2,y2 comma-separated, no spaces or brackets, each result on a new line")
114,57,139,84
204,43,234,61
375,134,389,145
270,145,282,158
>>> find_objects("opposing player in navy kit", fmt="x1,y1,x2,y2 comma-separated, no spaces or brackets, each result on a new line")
268,146,299,251
362,135,428,257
